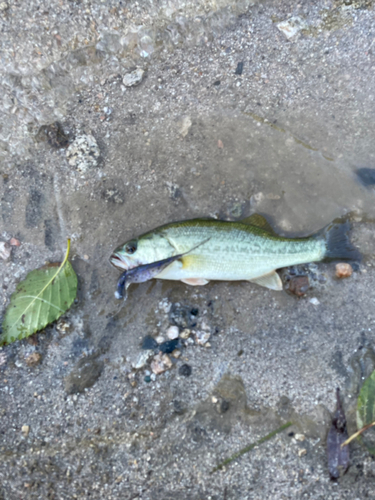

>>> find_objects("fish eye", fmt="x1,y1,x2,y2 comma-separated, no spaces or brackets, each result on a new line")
125,241,137,254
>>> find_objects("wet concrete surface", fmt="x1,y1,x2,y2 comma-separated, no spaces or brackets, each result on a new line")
1,0,375,498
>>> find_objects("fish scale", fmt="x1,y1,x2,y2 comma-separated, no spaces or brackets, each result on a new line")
153,222,325,281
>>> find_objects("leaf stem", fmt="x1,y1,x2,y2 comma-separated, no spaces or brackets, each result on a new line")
61,238,71,268
341,421,375,447
210,421,292,474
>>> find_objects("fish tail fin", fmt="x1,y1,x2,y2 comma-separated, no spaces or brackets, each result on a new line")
320,220,361,261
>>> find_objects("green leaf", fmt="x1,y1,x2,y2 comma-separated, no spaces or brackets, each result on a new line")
1,240,77,345
357,369,375,455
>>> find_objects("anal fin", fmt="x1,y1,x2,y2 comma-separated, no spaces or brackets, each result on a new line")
181,278,210,286
249,271,283,291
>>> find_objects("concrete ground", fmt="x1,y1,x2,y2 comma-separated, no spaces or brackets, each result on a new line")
1,0,375,498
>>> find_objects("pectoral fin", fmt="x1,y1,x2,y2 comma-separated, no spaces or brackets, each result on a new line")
249,271,283,291
181,254,203,269
181,278,210,286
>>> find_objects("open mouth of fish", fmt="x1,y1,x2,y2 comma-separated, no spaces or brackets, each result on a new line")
109,253,133,271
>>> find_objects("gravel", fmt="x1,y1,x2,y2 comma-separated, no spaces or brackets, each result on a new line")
1,0,375,498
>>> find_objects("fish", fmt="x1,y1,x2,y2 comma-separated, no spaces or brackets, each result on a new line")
114,238,211,300
110,214,360,292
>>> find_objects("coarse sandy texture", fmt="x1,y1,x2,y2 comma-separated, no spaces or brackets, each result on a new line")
1,0,375,498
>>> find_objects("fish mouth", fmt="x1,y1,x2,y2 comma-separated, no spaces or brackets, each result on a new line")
110,253,133,271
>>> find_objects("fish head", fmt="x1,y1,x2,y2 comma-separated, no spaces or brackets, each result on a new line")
109,232,175,271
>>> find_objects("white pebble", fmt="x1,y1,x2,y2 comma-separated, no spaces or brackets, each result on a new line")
0,241,11,261
195,330,211,346
166,326,179,340
66,134,100,172
21,425,30,436
122,68,144,87
132,351,152,369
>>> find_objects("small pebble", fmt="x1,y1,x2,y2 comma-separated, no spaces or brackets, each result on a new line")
21,425,30,437
298,448,307,457
219,400,230,413
122,68,144,87
151,353,173,375
159,339,179,354
66,134,100,172
289,275,309,297
0,241,11,261
142,336,158,350
235,62,244,75
178,364,192,377
159,299,171,314
277,16,307,39
250,192,264,206
0,353,6,366
56,320,71,334
295,433,305,442
195,330,211,346
217,139,224,149
9,238,21,247
266,193,281,200
155,335,165,344
335,263,353,279
309,297,320,306
178,116,192,137
166,326,179,340
144,375,151,383
201,320,210,331
132,351,152,369
25,352,42,367
180,329,191,339
171,349,181,359
169,303,197,329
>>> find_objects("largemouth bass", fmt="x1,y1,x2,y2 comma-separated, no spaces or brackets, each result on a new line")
110,214,359,291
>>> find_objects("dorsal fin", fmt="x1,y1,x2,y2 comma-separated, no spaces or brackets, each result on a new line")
241,214,276,234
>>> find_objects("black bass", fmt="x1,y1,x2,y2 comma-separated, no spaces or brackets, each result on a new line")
110,214,359,291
